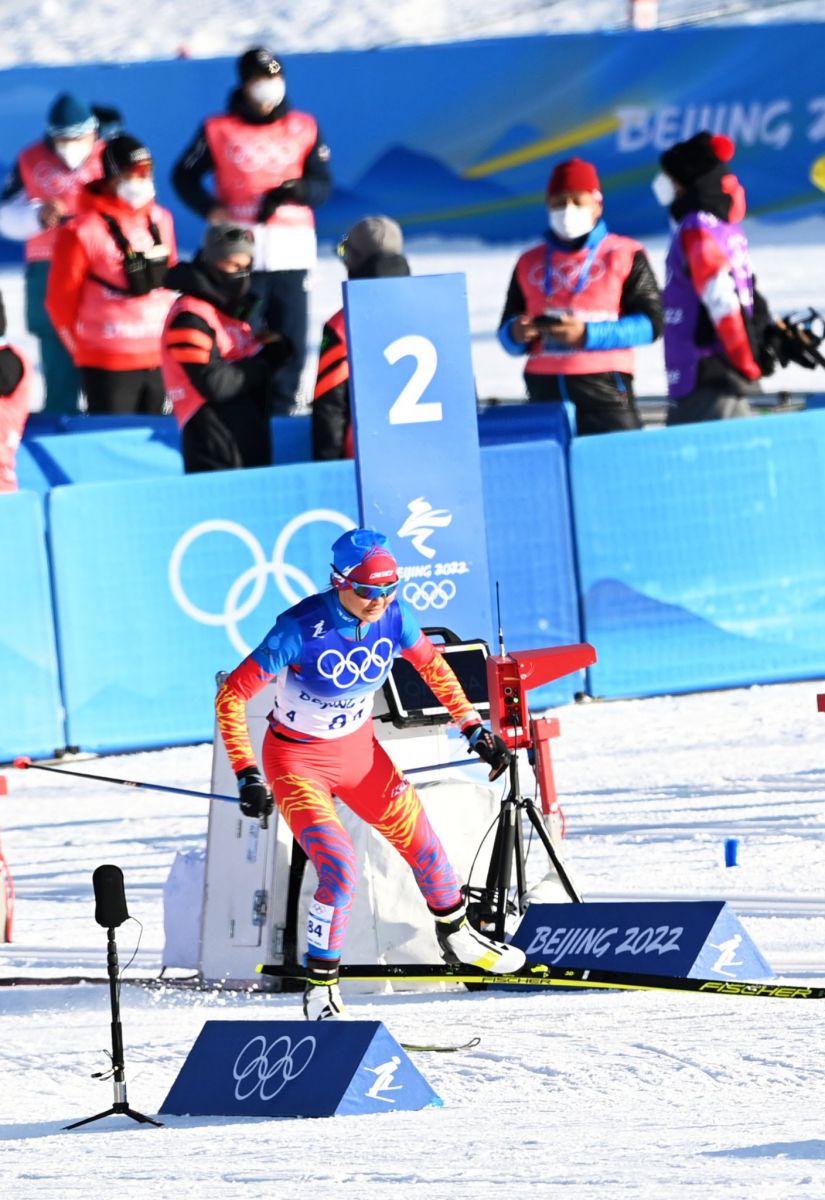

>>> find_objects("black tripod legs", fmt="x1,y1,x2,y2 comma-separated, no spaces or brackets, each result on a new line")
64,1103,163,1131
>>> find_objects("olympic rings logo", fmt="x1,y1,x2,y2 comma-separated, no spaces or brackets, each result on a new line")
317,638,394,689
401,580,457,611
232,1034,317,1102
168,509,355,656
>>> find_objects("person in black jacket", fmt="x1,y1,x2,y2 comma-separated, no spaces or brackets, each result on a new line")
312,216,411,461
171,47,332,417
497,158,662,436
161,223,292,473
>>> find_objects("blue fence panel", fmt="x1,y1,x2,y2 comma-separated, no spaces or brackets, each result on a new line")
481,440,581,708
48,463,359,752
571,412,825,698
16,446,53,496
0,491,64,759
477,402,573,448
26,428,183,486
272,414,312,464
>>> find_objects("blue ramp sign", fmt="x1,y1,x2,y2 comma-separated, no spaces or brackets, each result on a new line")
345,273,491,641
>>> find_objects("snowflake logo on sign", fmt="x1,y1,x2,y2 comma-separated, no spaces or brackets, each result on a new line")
397,497,452,559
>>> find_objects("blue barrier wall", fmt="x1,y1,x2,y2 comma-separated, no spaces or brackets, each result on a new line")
1,25,824,259
571,411,825,698
0,492,64,760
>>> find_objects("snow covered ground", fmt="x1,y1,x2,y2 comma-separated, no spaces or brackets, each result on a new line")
2,679,824,1197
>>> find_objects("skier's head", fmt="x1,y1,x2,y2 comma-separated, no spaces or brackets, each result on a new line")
103,135,156,209
336,216,409,280
238,46,286,113
546,158,603,242
47,93,98,170
330,529,399,620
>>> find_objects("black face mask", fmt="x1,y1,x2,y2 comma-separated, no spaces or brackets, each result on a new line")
205,261,252,306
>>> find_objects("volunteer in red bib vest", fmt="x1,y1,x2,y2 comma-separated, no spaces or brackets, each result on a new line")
0,93,112,416
45,135,177,415
162,223,293,473
172,46,332,417
312,216,411,461
498,158,663,436
0,289,32,494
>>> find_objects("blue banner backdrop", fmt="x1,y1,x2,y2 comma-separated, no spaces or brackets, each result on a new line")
1,25,824,260
346,273,492,643
0,492,64,760
571,410,825,698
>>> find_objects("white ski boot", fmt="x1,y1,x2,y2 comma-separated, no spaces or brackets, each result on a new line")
302,958,349,1021
433,901,527,974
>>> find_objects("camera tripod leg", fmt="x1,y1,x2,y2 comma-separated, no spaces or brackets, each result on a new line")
522,799,583,903
64,1104,162,1131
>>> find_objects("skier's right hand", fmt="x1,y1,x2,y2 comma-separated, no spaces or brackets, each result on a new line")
236,767,274,821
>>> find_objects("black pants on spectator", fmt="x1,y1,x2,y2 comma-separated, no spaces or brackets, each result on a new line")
252,269,309,415
525,370,642,436
82,367,166,415
181,398,273,474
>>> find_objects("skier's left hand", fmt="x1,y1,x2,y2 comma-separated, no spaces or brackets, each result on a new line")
463,723,512,781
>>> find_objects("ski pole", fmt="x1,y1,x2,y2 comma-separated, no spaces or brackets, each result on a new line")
12,756,268,829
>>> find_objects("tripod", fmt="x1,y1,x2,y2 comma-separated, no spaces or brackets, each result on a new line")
65,926,162,1130
466,751,582,944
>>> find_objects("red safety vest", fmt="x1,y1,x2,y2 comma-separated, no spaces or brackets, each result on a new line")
17,140,106,262
162,294,263,428
0,347,32,492
515,234,643,376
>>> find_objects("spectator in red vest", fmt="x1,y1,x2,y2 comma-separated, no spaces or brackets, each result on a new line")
312,216,411,461
172,46,332,417
45,135,177,416
162,223,292,473
497,158,663,436
0,94,118,416
0,290,33,494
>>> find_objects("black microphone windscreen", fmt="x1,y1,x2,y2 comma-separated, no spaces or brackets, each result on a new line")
92,864,129,928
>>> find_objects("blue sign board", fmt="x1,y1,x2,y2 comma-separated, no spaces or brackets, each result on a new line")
346,273,492,642
512,901,773,982
160,1020,441,1118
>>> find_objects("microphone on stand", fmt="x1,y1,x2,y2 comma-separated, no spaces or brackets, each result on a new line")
92,864,130,929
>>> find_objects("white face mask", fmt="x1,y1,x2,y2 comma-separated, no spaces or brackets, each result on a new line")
651,171,677,207
54,138,94,171
116,177,155,209
247,77,286,109
548,203,597,241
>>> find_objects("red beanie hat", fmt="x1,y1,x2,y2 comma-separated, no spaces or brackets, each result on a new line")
547,158,601,198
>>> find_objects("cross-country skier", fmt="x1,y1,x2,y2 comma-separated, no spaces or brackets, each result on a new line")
215,527,527,1020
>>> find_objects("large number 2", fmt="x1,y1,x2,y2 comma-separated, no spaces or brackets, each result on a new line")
385,334,441,424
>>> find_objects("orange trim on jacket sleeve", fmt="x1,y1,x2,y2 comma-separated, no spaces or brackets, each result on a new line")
170,346,211,364
317,342,347,371
402,638,479,728
166,327,214,350
215,656,276,773
313,360,349,401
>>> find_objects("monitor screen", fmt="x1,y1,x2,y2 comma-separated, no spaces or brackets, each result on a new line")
382,642,490,726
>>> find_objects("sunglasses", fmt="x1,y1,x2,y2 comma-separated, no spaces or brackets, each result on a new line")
331,566,397,600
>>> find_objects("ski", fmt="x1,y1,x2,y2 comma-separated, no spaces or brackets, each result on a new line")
255,961,825,1000
400,1037,481,1053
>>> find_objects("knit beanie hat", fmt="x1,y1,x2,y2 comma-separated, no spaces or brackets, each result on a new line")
238,46,283,82
660,132,736,187
201,223,255,265
338,216,404,273
331,529,399,587
103,135,152,179
547,158,601,197
47,93,97,139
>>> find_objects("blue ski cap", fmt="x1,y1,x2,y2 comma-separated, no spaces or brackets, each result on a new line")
47,93,97,140
331,528,398,587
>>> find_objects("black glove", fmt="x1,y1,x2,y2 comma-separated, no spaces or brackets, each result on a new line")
463,723,512,782
257,179,306,223
236,767,274,822
257,334,294,370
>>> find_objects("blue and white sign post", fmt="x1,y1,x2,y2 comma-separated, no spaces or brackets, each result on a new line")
345,273,492,641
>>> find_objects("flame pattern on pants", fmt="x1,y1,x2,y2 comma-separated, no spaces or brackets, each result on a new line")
262,719,461,960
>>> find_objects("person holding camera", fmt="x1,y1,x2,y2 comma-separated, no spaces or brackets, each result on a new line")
162,223,293,472
215,527,526,1021
45,135,176,415
498,157,662,436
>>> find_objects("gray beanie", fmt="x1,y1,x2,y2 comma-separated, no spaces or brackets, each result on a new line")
202,223,255,265
339,216,404,272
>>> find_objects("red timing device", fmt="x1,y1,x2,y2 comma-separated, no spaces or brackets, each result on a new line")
486,644,597,751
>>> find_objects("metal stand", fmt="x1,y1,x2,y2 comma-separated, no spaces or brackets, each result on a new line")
64,927,162,1130
466,753,582,943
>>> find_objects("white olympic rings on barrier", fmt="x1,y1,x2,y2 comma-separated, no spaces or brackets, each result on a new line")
232,1033,317,1102
401,579,457,611
316,638,395,689
168,509,355,656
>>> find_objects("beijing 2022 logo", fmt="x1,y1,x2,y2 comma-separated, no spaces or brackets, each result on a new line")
168,509,355,655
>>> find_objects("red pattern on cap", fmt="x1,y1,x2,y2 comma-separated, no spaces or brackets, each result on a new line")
547,158,601,197
348,549,398,586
